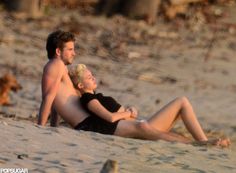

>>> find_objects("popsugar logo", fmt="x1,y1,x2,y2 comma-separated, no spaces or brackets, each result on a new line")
0,168,28,173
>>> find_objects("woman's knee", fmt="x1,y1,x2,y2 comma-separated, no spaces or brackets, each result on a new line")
176,96,191,107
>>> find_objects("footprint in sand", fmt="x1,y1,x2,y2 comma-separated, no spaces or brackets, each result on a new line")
68,158,83,163
174,150,189,155
41,132,52,135
36,151,48,155
173,163,206,173
32,157,43,161
145,156,162,165
64,142,77,147
156,155,175,163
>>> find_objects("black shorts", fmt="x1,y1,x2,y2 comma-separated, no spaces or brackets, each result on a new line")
74,116,120,135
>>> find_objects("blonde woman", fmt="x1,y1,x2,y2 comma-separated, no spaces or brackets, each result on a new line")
68,64,230,147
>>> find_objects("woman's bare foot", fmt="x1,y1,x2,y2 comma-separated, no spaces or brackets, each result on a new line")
214,138,231,147
192,138,231,147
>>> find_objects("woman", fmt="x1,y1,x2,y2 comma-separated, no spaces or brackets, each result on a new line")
68,64,230,147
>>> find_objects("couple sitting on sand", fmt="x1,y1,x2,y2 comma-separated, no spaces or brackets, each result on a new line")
38,30,230,147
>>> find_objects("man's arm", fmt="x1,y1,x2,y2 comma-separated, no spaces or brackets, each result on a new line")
38,60,64,126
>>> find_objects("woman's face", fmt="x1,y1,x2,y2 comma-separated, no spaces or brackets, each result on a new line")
80,69,97,92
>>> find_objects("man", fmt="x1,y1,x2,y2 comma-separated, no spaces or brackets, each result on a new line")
38,30,230,147
38,30,88,127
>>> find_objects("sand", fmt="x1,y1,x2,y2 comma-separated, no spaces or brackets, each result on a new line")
0,3,236,173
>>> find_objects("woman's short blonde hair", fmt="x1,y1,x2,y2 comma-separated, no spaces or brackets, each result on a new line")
68,64,87,87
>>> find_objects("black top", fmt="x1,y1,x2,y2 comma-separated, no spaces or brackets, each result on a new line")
80,92,122,116
75,92,122,135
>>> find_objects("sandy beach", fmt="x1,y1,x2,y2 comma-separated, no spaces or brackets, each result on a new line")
0,2,236,172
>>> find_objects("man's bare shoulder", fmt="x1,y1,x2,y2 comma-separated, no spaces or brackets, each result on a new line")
43,59,65,74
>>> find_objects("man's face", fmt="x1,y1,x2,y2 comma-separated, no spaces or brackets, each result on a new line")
61,41,76,65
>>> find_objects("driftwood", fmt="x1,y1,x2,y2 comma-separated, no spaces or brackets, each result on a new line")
43,0,99,8
162,0,205,19
4,0,44,18
170,0,205,5
97,0,207,23
121,0,161,24
3,0,230,23
97,0,161,24
3,0,99,18
100,159,118,173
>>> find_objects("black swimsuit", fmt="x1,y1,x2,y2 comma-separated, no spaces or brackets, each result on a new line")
74,93,121,135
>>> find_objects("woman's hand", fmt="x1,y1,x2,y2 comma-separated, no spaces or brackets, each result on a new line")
126,106,138,119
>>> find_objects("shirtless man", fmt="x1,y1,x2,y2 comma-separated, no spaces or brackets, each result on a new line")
38,30,88,127
38,30,230,147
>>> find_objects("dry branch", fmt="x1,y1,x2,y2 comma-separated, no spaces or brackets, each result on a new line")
170,0,205,5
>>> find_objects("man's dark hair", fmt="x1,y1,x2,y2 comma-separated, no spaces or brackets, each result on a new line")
46,30,76,59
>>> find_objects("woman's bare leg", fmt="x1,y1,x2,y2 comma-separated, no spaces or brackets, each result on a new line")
147,97,208,141
115,117,230,146
114,119,192,143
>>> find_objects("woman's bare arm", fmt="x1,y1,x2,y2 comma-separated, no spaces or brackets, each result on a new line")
118,106,138,120
87,99,132,122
